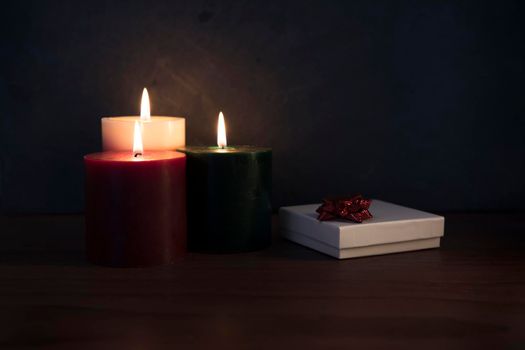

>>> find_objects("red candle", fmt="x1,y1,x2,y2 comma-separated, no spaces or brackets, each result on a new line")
84,122,186,267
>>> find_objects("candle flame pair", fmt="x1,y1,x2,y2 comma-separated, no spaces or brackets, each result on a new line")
133,88,228,156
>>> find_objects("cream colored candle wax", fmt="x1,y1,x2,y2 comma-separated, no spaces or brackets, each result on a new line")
101,88,185,151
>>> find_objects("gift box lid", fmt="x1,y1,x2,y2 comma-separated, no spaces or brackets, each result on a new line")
279,200,444,249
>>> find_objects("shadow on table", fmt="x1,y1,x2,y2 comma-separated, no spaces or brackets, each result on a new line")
257,215,334,261
259,236,334,261
0,251,89,266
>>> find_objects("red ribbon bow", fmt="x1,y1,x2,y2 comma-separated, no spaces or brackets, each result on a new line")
316,195,372,223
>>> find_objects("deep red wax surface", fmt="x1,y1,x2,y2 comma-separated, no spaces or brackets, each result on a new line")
84,151,186,267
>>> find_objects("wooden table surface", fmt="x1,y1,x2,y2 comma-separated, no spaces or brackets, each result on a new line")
0,213,523,349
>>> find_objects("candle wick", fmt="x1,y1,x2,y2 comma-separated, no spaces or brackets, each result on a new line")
134,152,143,158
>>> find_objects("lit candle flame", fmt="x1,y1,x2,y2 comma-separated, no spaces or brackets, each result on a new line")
133,120,143,157
140,88,151,121
217,111,227,148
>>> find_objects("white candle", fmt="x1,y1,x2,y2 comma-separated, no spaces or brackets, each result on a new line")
101,88,185,151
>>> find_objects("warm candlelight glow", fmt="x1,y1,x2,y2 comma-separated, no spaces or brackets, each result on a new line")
140,88,151,121
133,121,143,157
217,111,227,148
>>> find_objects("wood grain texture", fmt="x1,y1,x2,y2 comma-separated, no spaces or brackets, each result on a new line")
0,213,523,349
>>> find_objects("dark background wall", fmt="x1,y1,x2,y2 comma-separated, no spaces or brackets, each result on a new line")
0,0,524,213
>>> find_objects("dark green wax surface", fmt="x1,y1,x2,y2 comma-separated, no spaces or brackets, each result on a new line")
177,146,272,252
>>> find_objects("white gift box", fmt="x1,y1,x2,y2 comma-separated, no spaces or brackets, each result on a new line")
279,200,444,259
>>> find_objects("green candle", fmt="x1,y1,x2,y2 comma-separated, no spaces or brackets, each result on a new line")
177,113,272,252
